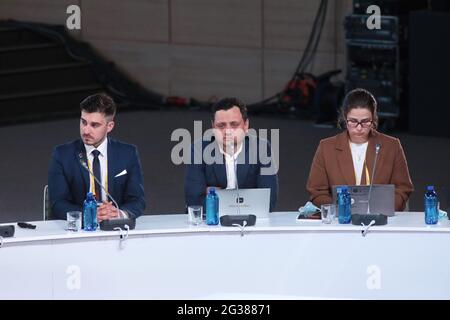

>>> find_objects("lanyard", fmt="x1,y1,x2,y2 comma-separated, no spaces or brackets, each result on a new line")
365,164,370,185
354,163,370,186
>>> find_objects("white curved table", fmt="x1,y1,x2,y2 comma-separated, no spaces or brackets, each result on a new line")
1,212,449,299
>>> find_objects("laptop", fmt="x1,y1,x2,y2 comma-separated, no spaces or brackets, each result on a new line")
332,184,395,216
216,188,271,218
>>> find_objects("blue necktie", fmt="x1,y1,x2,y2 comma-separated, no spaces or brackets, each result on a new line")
92,150,101,201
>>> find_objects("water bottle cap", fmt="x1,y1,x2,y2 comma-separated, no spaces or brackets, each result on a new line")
209,187,215,194
427,185,434,191
87,192,93,197
341,186,348,191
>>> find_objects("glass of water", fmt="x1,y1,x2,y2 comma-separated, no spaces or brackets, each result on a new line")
188,206,203,225
321,204,336,224
67,211,82,231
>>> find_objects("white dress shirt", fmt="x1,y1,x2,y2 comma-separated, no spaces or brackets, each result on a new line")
350,141,368,185
219,143,243,189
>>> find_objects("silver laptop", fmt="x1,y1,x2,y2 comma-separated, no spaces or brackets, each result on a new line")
332,184,395,216
216,188,271,218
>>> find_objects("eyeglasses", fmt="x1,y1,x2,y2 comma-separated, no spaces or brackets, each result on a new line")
346,119,373,128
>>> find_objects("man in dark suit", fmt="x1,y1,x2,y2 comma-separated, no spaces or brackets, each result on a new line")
184,97,278,211
48,93,145,220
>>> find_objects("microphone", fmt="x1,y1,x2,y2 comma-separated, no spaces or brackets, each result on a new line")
366,143,381,214
351,143,387,226
79,159,120,211
234,155,241,216
79,157,136,230
219,143,256,227
0,224,15,238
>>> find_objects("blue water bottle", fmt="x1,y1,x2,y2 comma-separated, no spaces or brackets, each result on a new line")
83,192,98,231
206,188,219,225
424,186,438,225
338,186,352,224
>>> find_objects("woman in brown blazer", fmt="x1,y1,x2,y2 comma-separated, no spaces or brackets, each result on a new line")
307,88,413,211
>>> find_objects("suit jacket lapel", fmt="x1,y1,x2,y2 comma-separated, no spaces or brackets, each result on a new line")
336,132,356,186
107,138,117,199
213,162,227,187
236,139,249,187
76,140,89,195
211,144,227,187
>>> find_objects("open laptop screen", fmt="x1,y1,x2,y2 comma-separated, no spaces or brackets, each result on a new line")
332,184,395,216
216,188,270,218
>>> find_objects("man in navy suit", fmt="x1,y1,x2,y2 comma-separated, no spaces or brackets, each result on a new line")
184,97,278,211
48,93,145,220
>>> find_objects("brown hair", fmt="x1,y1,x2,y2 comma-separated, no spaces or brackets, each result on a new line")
337,88,378,129
80,93,116,119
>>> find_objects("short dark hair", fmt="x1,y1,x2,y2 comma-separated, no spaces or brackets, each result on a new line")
211,97,248,122
80,93,116,119
338,88,378,129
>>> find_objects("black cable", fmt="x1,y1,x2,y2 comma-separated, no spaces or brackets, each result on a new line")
301,0,328,73
249,0,328,110
292,0,327,77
